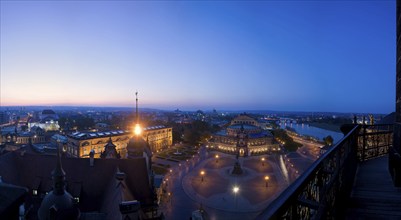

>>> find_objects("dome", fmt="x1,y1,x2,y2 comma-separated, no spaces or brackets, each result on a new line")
228,124,259,130
38,149,79,220
127,136,152,158
227,124,262,136
38,191,77,220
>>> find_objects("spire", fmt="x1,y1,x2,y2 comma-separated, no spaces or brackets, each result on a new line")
133,91,142,136
101,137,120,159
52,145,66,195
135,91,139,124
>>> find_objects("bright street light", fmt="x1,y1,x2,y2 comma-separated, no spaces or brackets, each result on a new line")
264,175,269,187
233,186,240,208
233,186,239,193
200,170,205,182
261,157,265,166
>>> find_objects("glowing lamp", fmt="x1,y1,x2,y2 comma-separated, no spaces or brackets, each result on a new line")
233,186,239,194
134,124,142,135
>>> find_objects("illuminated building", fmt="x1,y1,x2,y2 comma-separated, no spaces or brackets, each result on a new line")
209,113,278,156
28,109,60,132
66,126,172,158
66,130,130,158
143,126,172,152
66,93,172,158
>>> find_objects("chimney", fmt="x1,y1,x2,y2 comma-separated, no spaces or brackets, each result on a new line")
89,149,95,167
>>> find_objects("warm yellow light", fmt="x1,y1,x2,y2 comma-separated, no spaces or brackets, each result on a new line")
134,124,142,135
265,176,269,181
261,158,265,161
200,171,205,176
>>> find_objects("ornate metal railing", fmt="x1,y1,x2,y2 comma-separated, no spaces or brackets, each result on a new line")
258,124,394,219
258,125,360,219
357,124,393,161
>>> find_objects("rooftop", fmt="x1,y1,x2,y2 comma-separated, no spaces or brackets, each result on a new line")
68,130,128,140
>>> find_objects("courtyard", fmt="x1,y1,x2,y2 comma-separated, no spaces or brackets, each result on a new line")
159,147,289,219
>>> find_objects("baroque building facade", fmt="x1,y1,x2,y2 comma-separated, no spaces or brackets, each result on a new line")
66,126,172,158
209,114,278,156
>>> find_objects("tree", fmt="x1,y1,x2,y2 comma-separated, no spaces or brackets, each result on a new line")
323,135,334,146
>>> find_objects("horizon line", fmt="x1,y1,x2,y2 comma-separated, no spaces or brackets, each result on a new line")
0,104,392,115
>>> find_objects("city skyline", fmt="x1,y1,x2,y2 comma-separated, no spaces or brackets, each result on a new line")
0,1,396,114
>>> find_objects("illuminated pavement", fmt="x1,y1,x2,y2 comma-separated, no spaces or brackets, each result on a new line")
160,148,289,220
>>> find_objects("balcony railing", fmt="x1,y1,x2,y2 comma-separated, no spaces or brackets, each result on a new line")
358,124,393,161
258,124,394,219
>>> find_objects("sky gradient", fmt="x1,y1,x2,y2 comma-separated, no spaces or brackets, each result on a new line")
0,1,396,113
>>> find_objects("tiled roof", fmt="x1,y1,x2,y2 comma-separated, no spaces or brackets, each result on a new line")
68,130,128,140
0,152,153,214
143,125,168,131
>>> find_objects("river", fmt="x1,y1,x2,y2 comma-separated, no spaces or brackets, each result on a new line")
279,122,344,144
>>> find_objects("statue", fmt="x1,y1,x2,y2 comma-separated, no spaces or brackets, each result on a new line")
231,150,243,175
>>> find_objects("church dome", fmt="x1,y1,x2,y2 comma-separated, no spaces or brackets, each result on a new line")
38,191,76,220
38,149,79,220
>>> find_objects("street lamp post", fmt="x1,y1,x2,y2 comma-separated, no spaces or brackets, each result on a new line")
264,175,269,188
200,170,205,182
215,154,219,163
233,186,239,209
261,157,265,166
168,192,172,205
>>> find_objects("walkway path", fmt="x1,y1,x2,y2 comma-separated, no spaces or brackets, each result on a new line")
346,155,401,219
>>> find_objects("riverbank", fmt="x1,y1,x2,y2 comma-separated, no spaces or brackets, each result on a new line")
308,122,342,133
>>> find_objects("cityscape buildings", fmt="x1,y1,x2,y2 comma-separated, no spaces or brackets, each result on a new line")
0,1,398,220
209,114,279,156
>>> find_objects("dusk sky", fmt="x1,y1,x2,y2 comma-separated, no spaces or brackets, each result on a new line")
0,1,396,113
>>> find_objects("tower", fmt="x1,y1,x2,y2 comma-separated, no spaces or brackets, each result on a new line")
100,137,121,159
38,147,79,220
127,92,152,161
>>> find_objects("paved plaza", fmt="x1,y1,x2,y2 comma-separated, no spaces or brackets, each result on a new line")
159,147,289,220
182,153,287,213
